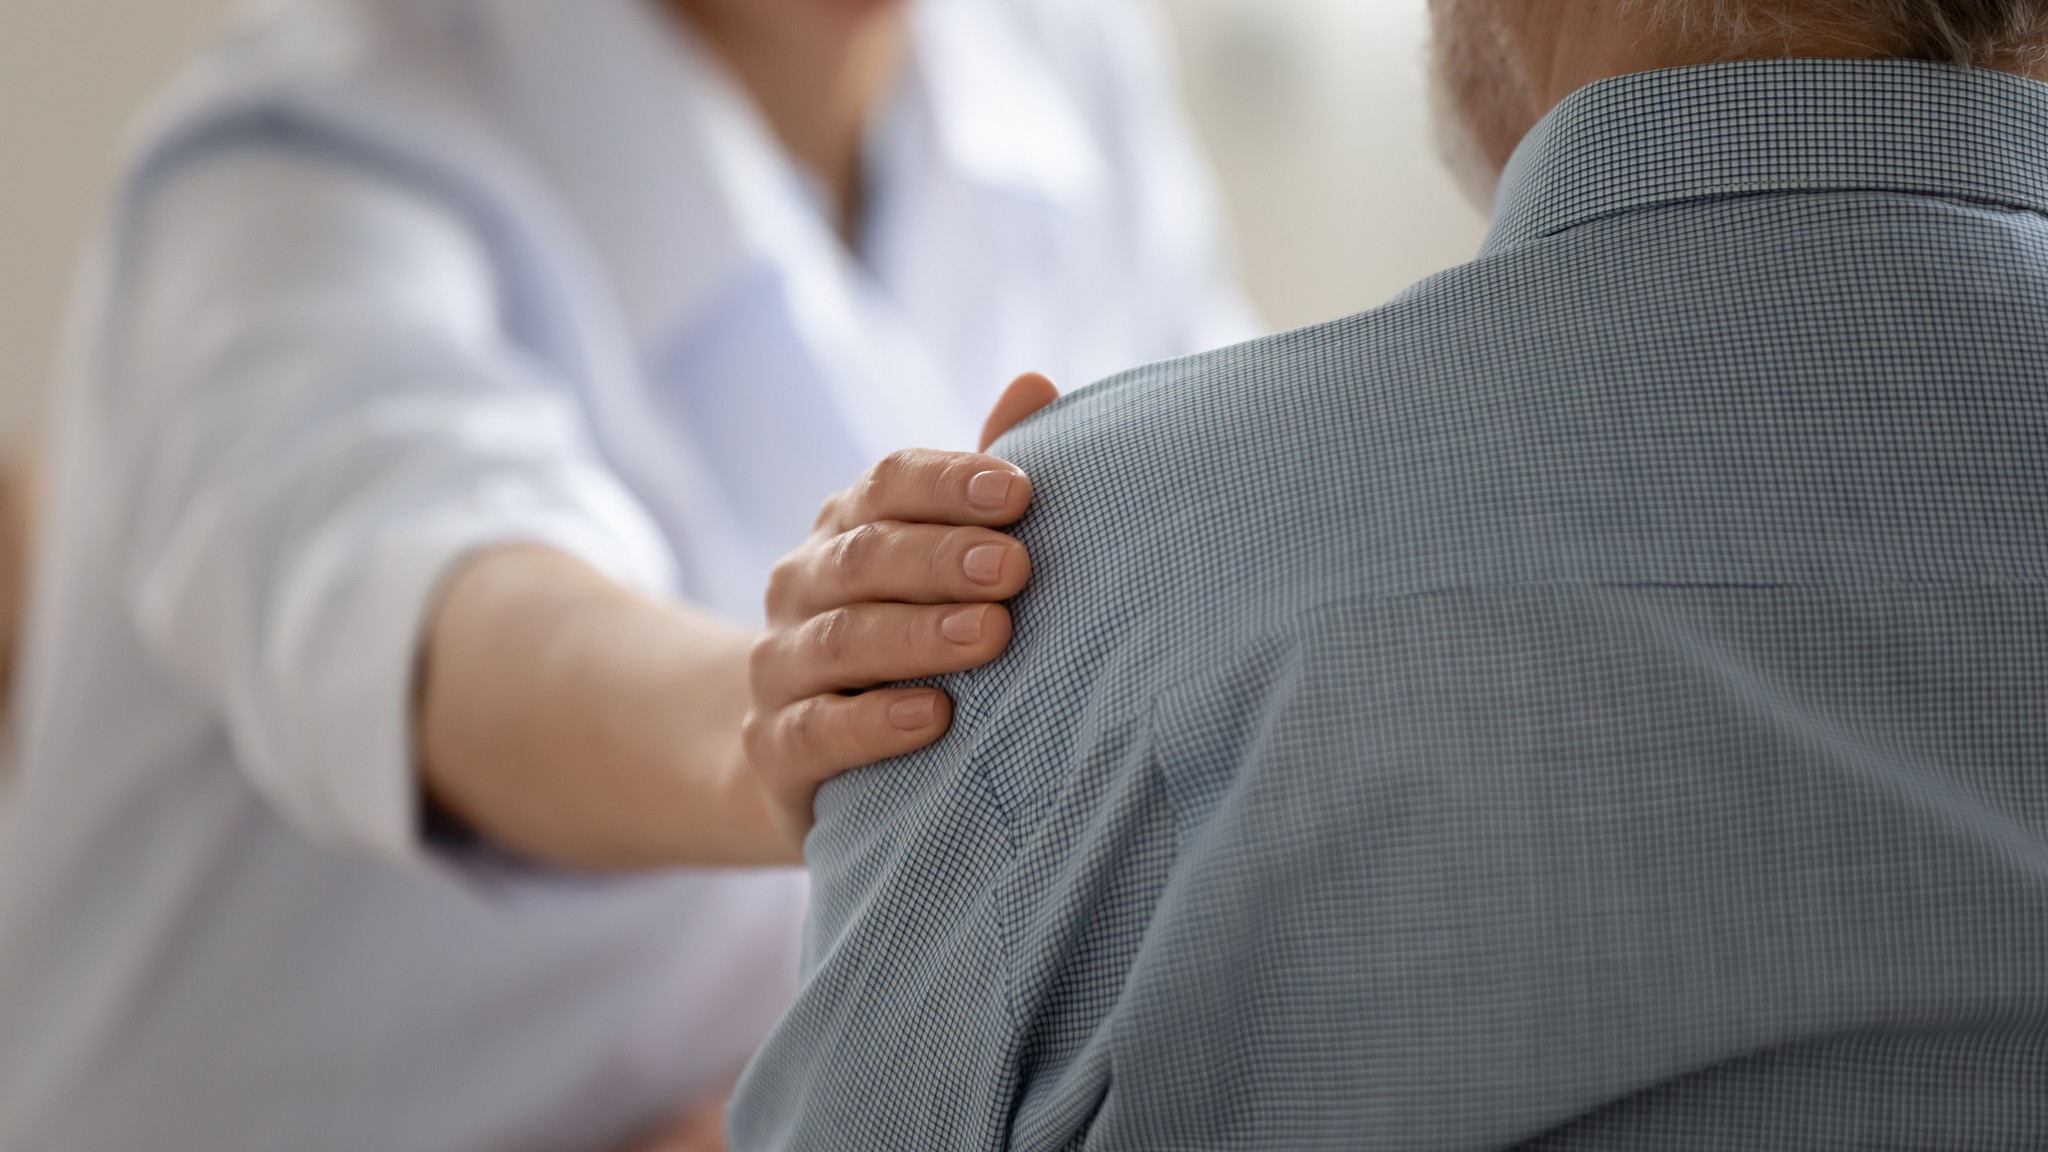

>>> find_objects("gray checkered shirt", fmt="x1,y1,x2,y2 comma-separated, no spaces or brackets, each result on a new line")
732,59,2048,1150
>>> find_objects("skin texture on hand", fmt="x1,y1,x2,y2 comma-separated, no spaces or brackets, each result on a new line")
415,376,1057,871
609,375,1060,1148
744,373,1059,851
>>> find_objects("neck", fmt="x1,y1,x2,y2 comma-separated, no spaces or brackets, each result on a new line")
666,0,907,246
1507,1,1892,112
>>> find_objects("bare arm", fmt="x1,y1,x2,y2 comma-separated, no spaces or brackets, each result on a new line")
417,377,1058,874
418,544,781,871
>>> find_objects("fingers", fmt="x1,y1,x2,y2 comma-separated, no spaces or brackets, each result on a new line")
753,602,1013,702
744,687,955,801
816,448,1032,536
766,521,1030,620
980,371,1061,452
742,599,993,847
749,403,1053,842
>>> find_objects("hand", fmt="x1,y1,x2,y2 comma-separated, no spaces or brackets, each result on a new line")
743,373,1060,853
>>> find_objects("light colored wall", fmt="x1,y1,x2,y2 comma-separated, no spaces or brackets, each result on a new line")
0,0,1487,447
0,0,238,446
1158,0,1488,331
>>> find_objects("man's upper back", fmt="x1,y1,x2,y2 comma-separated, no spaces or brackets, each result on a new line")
733,59,2048,1151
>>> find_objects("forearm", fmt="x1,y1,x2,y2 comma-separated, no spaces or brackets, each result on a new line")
417,544,791,872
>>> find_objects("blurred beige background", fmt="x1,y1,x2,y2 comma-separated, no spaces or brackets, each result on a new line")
0,0,1487,449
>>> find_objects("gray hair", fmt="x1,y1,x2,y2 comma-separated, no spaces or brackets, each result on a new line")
1637,0,2048,66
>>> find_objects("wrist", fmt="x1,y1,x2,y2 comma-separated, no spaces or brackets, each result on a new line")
617,615,798,868
708,734,804,866
421,545,800,872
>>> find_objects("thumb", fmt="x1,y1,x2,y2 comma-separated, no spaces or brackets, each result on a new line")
979,372,1061,452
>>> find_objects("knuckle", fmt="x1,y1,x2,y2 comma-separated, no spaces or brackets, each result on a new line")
763,555,802,618
931,528,970,585
813,490,846,531
787,697,838,764
739,708,773,760
908,605,939,649
745,633,779,693
938,452,979,496
810,607,857,664
868,450,915,493
931,453,972,504
875,449,912,479
852,473,883,517
832,522,886,582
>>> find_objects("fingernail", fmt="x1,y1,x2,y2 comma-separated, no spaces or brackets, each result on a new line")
967,470,1015,511
941,605,987,644
889,694,938,730
963,545,1007,586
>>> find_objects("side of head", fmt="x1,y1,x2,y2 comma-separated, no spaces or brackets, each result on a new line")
1430,0,2048,207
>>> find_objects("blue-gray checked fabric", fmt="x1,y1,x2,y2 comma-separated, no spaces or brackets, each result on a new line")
731,59,2048,1150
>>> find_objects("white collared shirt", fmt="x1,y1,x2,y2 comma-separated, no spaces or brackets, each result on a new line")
0,0,1254,1149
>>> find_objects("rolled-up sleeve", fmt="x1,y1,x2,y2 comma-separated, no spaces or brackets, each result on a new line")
110,142,674,868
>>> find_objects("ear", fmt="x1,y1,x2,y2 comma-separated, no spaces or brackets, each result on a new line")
979,372,1061,453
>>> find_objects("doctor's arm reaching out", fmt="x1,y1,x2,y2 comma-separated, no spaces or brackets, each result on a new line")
418,374,1059,871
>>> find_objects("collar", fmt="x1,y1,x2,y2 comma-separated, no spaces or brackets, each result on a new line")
1484,57,2048,256
481,0,1102,352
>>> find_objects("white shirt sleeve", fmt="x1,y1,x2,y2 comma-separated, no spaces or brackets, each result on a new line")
112,143,676,868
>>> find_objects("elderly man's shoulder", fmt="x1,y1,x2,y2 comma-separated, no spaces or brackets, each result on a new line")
989,261,1556,636
994,184,2048,633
